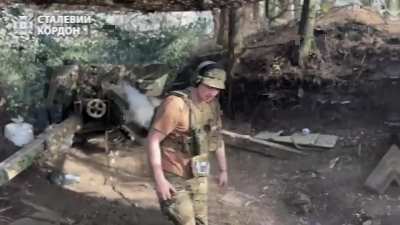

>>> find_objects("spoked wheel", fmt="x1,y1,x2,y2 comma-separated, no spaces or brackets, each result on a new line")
86,99,107,119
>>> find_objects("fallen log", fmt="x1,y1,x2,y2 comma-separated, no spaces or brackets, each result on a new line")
221,129,308,157
0,115,82,186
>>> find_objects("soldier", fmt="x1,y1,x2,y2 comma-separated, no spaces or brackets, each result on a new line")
147,61,228,225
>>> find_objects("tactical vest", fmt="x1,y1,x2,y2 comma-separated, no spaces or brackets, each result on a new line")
161,88,221,157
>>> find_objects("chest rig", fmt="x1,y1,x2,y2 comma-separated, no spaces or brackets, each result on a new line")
168,89,221,177
168,89,220,155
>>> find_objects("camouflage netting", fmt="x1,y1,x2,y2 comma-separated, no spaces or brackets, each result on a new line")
2,0,258,12
47,64,171,116
48,63,171,103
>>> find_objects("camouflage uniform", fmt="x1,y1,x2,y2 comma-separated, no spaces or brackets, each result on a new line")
160,174,208,225
152,62,226,225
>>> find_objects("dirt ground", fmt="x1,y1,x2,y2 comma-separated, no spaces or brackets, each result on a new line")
1,107,400,225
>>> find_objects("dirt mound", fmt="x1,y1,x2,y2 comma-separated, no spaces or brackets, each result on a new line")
239,6,400,80
224,6,400,119
317,5,386,29
318,6,400,35
238,6,399,82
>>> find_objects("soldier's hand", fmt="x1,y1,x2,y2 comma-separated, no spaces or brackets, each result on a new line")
218,170,228,188
156,178,176,201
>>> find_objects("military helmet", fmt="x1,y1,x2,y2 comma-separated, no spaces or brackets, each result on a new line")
195,61,226,90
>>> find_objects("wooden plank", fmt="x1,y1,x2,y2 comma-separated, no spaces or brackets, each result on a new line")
0,134,46,186
221,129,308,156
0,115,82,186
365,145,400,194
255,131,338,149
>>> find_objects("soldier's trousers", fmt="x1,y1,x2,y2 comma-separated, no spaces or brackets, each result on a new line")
160,174,208,225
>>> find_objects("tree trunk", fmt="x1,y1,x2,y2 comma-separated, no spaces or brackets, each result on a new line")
298,0,318,67
298,0,309,35
217,7,230,48
219,3,261,48
226,6,242,118
252,1,266,31
212,8,221,41
294,0,303,21
226,3,265,117
265,0,270,19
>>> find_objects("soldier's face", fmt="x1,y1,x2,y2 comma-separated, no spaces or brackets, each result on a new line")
197,83,220,103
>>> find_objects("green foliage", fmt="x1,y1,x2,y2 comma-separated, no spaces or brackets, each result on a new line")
0,7,211,118
0,8,44,116
89,15,209,67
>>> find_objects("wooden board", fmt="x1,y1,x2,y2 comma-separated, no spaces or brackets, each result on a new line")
0,115,82,186
254,131,338,149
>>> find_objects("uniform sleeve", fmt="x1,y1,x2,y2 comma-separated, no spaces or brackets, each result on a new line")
150,96,183,136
